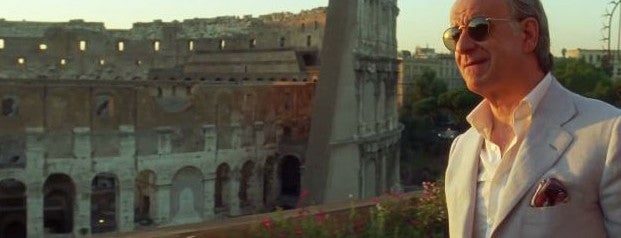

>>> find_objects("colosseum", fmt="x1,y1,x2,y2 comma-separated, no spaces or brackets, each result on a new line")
0,1,401,237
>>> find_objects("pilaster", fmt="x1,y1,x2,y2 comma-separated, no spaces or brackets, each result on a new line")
26,182,43,238
154,183,171,225
118,180,135,232
156,127,172,155
73,127,91,159
203,175,216,220
254,122,264,146
203,125,216,154
231,123,242,149
119,125,136,158
74,182,91,237
228,169,241,216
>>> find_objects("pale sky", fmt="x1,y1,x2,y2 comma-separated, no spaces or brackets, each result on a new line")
0,0,614,56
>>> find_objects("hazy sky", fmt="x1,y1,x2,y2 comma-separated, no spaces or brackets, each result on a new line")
0,0,614,56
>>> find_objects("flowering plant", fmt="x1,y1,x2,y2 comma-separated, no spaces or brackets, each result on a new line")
250,180,447,237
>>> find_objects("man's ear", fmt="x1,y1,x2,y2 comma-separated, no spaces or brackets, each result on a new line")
521,17,539,53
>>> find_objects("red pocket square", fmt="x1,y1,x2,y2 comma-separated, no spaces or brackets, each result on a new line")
530,177,569,207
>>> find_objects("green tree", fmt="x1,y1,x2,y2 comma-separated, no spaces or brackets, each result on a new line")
553,58,612,99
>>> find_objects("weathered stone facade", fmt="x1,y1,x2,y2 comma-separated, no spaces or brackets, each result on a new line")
303,0,401,204
0,8,323,238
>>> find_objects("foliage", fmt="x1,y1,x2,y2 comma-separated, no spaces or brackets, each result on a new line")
250,181,448,238
400,67,480,186
553,57,620,106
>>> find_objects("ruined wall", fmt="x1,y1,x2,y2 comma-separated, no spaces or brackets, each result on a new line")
0,80,314,165
0,8,326,81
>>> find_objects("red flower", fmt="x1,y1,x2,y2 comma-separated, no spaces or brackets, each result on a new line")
371,197,380,204
261,218,273,230
315,210,327,223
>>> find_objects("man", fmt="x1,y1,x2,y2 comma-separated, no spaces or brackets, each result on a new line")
443,0,621,237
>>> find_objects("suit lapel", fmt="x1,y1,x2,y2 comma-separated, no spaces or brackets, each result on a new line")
491,79,576,234
448,128,482,237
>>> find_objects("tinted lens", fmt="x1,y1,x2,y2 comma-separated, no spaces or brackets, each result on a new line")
442,27,460,51
467,17,490,41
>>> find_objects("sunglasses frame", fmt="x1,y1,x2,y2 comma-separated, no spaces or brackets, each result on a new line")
442,16,514,51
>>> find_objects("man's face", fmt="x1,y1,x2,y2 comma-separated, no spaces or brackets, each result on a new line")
450,0,524,96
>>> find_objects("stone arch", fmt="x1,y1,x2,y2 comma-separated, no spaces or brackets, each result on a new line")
278,155,301,209
170,166,204,225
238,160,256,209
214,163,231,212
43,173,75,234
134,170,156,226
0,179,26,238
91,173,118,234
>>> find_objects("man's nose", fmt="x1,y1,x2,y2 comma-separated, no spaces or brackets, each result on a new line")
455,29,477,53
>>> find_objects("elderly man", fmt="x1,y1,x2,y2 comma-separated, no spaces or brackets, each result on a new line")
443,0,621,237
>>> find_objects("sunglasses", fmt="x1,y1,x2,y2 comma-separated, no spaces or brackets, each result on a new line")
442,16,514,51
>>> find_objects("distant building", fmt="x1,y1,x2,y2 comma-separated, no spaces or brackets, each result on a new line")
565,48,621,81
398,47,463,106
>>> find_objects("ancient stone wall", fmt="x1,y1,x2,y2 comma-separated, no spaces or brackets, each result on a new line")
0,8,326,81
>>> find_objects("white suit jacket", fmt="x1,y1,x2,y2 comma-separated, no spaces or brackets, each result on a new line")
445,78,621,238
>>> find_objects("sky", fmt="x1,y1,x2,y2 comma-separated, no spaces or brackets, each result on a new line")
0,0,615,56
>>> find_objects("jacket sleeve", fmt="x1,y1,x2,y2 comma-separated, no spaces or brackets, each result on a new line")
600,115,621,235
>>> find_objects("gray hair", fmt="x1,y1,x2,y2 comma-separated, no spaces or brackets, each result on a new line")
504,0,553,72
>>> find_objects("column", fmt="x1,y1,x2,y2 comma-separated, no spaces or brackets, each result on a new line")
203,125,216,154
228,170,241,216
203,175,216,220
74,182,91,237
73,127,91,159
380,150,387,193
254,122,264,147
118,180,135,232
25,127,46,237
119,125,136,158
26,182,43,238
231,123,242,149
153,183,171,225
156,127,172,155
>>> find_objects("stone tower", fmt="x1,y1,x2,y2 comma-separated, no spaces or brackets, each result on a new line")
303,0,401,204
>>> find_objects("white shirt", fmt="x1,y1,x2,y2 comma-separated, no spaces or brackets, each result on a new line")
466,73,553,238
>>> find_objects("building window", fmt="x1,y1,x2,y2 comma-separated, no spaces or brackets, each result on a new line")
17,58,25,65
39,43,48,51
279,37,286,47
0,39,4,49
95,95,114,117
314,21,319,30
79,40,87,51
306,35,312,47
188,40,194,51
2,97,18,117
117,41,125,52
219,39,226,50
249,39,257,49
301,23,306,31
153,41,160,51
